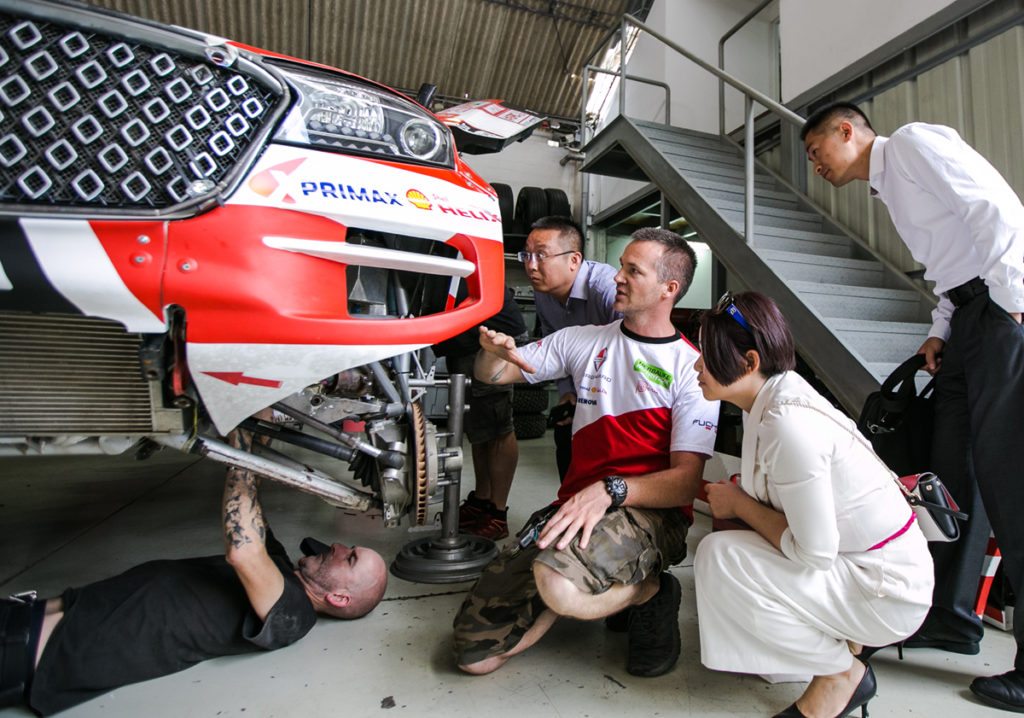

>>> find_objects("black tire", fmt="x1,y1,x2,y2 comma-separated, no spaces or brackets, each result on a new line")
544,188,571,218
514,413,548,440
512,385,549,413
515,186,549,229
491,182,514,226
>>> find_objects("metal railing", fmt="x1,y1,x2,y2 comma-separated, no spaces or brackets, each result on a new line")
718,0,775,138
605,13,804,245
581,65,670,129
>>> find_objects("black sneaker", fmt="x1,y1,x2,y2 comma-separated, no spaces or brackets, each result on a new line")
626,572,681,677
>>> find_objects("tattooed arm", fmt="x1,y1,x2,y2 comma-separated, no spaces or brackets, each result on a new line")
223,425,284,622
473,325,535,385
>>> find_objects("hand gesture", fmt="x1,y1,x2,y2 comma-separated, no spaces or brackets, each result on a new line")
478,325,536,374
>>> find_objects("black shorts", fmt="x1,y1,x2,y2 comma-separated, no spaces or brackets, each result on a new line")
448,354,514,444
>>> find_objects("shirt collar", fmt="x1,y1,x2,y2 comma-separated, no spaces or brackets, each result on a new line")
868,135,889,197
747,371,788,425
566,260,591,301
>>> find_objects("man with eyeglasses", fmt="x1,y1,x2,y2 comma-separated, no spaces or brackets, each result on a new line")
518,216,620,482
453,228,719,679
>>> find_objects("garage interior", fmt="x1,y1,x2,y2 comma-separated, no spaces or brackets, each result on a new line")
3,0,1024,716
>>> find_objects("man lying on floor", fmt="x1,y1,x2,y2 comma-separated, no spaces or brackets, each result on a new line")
0,424,388,716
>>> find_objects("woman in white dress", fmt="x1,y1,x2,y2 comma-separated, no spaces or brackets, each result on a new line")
692,292,933,718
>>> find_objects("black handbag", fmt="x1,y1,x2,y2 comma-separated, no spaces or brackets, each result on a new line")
898,472,967,542
857,354,935,477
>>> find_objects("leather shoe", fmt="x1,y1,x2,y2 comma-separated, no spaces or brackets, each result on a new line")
903,629,979,655
971,669,1024,713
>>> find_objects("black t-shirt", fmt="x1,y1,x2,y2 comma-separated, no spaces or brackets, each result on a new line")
29,533,316,716
433,286,527,359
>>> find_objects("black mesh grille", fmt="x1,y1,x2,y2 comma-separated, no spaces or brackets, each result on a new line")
0,10,283,210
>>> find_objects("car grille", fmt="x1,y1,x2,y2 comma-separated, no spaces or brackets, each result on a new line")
0,7,282,211
345,228,462,319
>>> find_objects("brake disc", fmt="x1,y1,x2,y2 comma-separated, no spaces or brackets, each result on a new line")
409,401,438,525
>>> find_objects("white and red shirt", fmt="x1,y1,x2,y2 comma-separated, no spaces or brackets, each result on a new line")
518,320,719,504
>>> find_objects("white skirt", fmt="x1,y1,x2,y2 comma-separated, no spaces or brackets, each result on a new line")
694,528,933,676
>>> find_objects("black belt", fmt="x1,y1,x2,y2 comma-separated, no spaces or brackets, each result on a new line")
945,277,988,309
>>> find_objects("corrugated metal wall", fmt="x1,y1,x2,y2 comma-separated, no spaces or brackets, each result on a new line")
804,2,1024,276
83,0,633,121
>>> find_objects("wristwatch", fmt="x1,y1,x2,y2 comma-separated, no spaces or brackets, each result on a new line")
603,475,627,508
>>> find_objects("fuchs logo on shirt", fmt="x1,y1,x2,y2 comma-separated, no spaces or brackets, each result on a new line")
636,378,655,393
633,359,673,389
593,348,608,373
692,418,717,432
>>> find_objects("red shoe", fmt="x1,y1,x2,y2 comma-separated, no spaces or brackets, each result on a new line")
467,513,509,540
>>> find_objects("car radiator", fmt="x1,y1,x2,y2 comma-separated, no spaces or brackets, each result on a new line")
0,312,167,434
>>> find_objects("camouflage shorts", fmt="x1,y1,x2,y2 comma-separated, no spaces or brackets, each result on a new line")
451,505,689,666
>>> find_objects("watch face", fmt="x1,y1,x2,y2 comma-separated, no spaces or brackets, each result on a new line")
606,476,626,505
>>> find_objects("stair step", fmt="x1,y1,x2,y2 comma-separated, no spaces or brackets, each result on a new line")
749,233,852,258
659,143,746,170
830,317,931,363
759,249,883,286
638,122,729,150
696,184,799,211
746,224,853,257
789,281,923,321
675,162,777,189
713,197,823,223
721,206,824,232
692,176,793,201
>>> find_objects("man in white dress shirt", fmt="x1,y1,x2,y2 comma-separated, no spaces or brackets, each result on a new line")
801,101,1024,713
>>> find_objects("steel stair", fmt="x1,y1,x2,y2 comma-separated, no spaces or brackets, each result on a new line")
582,116,936,415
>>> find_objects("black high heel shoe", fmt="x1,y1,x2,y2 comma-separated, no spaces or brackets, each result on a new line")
771,660,877,718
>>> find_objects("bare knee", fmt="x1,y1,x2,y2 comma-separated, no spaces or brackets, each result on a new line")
534,562,585,617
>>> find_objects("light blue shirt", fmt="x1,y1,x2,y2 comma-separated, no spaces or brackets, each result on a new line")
534,259,620,395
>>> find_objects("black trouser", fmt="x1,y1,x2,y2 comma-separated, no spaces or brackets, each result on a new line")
928,292,1024,668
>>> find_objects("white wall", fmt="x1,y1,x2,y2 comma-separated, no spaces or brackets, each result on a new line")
604,0,775,135
461,130,580,219
590,0,775,218
778,0,969,103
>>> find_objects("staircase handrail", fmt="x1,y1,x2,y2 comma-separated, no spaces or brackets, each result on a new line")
717,0,776,138
613,13,804,244
582,65,670,131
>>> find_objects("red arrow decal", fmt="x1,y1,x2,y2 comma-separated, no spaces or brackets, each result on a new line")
202,371,282,388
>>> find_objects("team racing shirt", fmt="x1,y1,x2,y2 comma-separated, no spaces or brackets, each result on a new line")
517,320,719,505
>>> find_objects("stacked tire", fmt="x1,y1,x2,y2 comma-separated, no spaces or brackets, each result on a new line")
512,382,549,440
493,184,572,253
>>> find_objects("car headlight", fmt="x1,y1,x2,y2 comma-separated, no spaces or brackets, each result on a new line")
272,66,453,168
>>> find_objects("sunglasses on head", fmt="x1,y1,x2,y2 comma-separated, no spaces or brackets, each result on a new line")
717,291,752,333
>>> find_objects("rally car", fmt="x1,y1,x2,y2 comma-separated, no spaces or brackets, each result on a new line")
0,0,508,526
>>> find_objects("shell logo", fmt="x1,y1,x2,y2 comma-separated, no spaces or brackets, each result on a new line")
406,189,431,210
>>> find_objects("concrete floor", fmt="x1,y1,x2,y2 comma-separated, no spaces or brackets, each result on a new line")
0,432,1015,717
